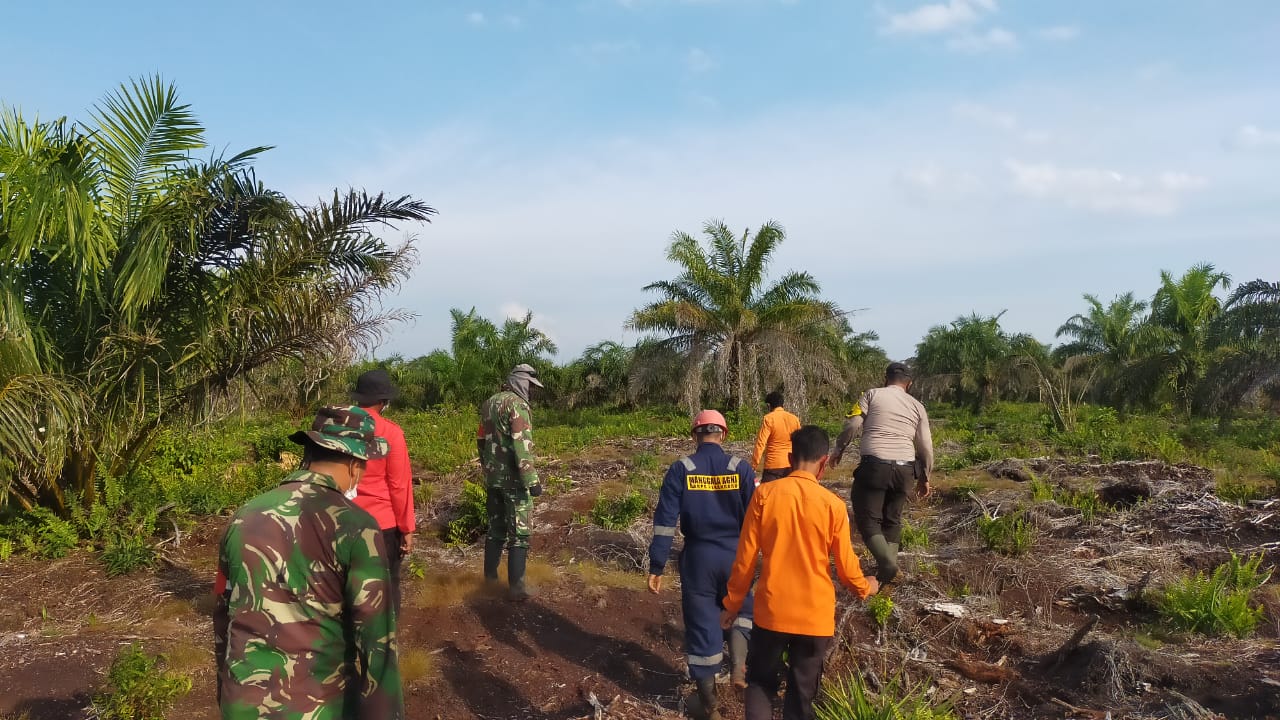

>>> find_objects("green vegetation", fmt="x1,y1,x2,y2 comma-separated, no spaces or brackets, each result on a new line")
867,594,895,629
1028,479,1109,522
1156,553,1272,638
444,481,489,546
589,489,650,530
977,511,1035,556
816,670,956,720
899,520,930,550
91,643,191,720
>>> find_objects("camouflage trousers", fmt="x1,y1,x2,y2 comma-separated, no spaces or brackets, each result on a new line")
486,487,532,549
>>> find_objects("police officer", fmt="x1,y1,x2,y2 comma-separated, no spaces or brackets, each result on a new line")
648,410,757,720
830,362,934,585
479,364,544,600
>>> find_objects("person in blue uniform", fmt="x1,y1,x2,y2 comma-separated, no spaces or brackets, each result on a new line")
647,409,757,720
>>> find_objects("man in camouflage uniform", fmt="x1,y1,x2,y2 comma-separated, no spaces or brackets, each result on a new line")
478,363,544,600
214,405,402,719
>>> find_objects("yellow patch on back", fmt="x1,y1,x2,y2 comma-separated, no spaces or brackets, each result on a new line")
686,474,741,491
846,402,863,418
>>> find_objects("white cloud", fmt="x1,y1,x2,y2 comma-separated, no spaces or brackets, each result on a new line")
1230,124,1280,150
466,11,486,25
500,302,558,343
1038,25,1079,41
900,164,984,193
686,47,716,72
1004,160,1207,215
879,0,995,36
946,26,1018,53
952,101,1048,142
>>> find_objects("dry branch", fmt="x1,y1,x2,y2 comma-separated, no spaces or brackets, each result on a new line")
1043,613,1100,671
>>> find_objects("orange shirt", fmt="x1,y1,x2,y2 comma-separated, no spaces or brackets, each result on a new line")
752,407,801,471
723,470,871,636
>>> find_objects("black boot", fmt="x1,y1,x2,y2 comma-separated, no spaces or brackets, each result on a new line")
507,547,531,601
483,539,504,585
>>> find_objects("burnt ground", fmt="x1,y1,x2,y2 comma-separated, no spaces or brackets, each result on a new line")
0,439,1277,719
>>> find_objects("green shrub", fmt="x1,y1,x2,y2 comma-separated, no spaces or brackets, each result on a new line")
444,481,489,546
1156,553,1271,638
589,490,649,530
101,532,157,577
92,643,191,720
949,481,983,500
1216,479,1265,506
0,538,12,562
977,511,1034,556
26,507,79,558
899,521,930,550
867,594,894,628
1055,487,1107,523
1028,478,1054,502
816,670,956,720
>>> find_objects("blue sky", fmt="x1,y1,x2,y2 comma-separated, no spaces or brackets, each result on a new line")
4,0,1279,361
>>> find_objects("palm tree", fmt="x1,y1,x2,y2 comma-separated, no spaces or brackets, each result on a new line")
1198,279,1280,415
421,308,558,405
1054,292,1151,408
0,77,435,511
627,220,843,414
1147,263,1231,413
914,312,1034,411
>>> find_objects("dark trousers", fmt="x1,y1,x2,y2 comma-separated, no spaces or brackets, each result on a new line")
744,625,832,720
382,528,404,615
761,467,791,483
850,460,912,545
680,543,754,679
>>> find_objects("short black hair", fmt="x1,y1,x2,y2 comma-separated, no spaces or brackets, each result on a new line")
765,390,784,409
301,442,365,467
789,425,830,463
885,361,912,384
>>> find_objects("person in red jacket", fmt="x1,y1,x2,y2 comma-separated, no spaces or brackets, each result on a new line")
351,369,416,613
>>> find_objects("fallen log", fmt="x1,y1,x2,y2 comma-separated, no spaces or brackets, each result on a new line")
946,651,1015,684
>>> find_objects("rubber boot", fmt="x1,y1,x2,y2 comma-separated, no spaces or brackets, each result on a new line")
507,547,531,601
483,539,504,585
866,533,899,584
691,676,722,720
728,629,748,689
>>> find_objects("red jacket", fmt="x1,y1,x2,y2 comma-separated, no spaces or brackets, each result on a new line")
353,407,415,533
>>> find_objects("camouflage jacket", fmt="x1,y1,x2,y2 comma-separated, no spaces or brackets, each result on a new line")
479,390,540,491
214,469,402,720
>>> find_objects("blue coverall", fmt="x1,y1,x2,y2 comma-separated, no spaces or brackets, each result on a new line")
648,442,757,680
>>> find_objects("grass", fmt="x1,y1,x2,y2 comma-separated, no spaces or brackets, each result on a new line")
949,481,984,500
568,559,647,590
399,646,437,687
411,570,487,609
589,489,650,530
1215,478,1268,506
816,670,956,720
899,521,930,551
976,511,1035,556
1155,552,1272,638
1028,479,1108,522
91,643,191,720
444,481,489,546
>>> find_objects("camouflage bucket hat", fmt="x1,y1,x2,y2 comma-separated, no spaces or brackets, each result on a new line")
289,405,389,461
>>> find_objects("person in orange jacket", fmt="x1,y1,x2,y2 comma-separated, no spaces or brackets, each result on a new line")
721,425,879,720
752,391,801,483
350,369,416,614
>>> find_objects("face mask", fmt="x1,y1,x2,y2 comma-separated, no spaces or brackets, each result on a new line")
344,487,358,501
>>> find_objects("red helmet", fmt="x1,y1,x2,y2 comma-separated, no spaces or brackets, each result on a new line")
692,409,728,434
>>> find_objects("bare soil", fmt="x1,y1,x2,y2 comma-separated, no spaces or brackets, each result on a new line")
1,440,1277,719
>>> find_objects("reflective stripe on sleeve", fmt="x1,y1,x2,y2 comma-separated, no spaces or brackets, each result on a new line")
727,456,742,472
653,525,677,537
680,456,696,472
733,617,753,630
687,652,724,666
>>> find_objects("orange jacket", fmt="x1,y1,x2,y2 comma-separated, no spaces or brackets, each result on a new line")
723,470,871,636
752,407,801,471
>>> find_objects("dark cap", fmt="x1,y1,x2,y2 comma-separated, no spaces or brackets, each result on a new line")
886,362,912,378
351,369,400,405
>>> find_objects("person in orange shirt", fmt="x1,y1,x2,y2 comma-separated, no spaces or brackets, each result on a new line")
721,425,879,720
752,391,801,483
350,369,416,614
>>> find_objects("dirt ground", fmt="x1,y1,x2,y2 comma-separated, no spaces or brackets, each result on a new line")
1,439,1278,719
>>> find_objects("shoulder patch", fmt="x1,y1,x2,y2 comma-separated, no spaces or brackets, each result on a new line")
846,402,862,418
679,456,696,472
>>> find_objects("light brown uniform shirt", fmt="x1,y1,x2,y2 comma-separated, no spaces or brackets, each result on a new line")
831,385,934,473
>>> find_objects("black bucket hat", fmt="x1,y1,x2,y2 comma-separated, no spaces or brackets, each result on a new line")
350,369,400,405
